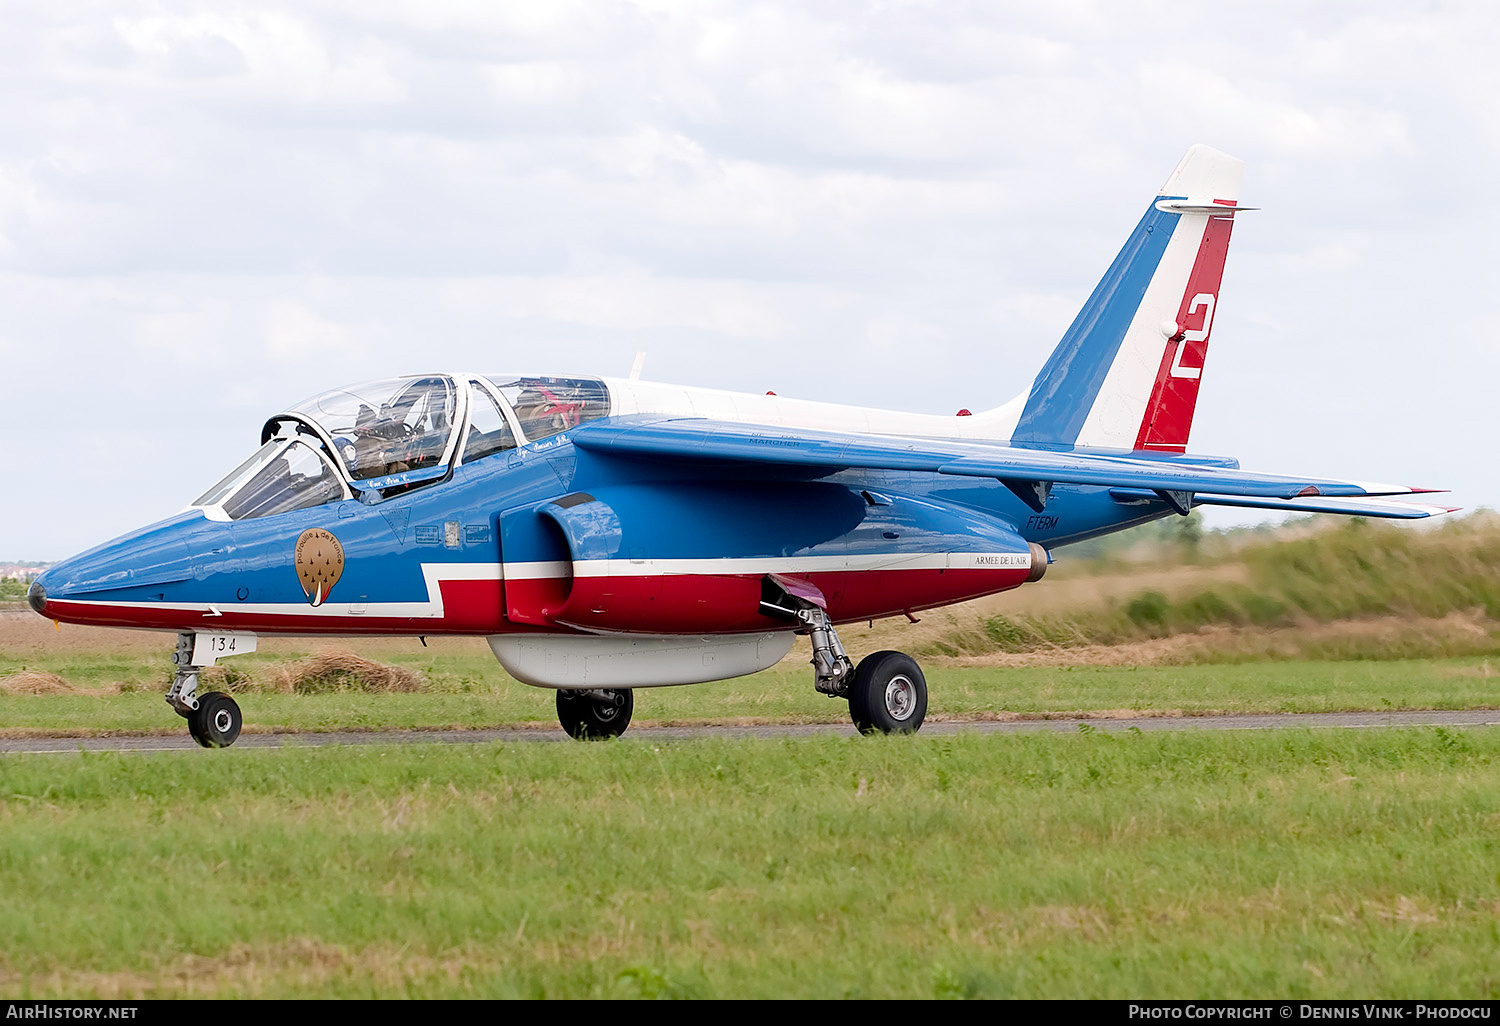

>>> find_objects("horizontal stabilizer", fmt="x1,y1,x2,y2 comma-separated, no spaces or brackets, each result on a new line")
1153,201,1258,215
1109,488,1458,520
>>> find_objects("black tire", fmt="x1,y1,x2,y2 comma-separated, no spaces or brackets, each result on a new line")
188,691,242,748
556,688,634,740
848,651,927,735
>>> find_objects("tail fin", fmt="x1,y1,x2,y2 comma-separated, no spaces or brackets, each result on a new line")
1010,145,1247,452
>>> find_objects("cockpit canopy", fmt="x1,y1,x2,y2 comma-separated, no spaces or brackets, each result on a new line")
190,373,610,521
487,375,609,442
287,376,458,481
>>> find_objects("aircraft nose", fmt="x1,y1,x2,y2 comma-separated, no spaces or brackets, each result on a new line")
29,509,228,629
27,577,47,616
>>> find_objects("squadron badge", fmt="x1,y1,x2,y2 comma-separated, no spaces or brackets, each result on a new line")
294,528,345,607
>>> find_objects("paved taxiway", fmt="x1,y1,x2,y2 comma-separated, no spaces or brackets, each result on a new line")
3,709,1499,754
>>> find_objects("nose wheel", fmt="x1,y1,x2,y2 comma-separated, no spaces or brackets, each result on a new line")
556,688,634,740
188,692,243,748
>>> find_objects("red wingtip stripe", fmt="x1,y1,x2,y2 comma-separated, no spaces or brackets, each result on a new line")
1407,487,1447,494
1211,198,1237,206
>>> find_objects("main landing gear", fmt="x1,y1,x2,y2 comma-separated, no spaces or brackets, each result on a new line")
167,632,243,748
760,588,929,735
556,688,634,740
846,650,928,735
807,610,928,735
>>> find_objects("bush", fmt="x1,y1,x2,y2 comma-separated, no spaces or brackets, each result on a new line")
983,616,1037,651
1174,589,1242,629
1125,591,1170,630
946,514,1500,661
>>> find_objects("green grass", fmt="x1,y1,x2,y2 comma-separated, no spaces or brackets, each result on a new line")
1,657,1497,735
0,641,487,695
3,729,1500,997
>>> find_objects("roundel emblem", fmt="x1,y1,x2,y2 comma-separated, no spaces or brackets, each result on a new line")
294,528,345,607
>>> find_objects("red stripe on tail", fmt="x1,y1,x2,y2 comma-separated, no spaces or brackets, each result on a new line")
1134,215,1236,452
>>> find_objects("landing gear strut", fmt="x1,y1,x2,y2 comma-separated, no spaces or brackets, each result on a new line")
798,606,855,697
556,688,634,740
167,632,243,748
760,583,928,735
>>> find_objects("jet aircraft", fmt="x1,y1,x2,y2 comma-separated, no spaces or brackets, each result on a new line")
28,145,1453,746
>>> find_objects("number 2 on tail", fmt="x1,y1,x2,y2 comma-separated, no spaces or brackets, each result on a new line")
1170,293,1215,380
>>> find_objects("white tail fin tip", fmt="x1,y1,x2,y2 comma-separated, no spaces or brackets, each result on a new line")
1159,144,1245,204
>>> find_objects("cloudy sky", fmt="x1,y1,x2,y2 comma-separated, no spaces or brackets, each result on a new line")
3,1,1496,559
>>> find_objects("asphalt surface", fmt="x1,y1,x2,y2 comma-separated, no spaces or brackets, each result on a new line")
3,709,1499,754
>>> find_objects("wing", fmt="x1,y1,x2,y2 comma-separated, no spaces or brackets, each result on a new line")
571,416,1453,519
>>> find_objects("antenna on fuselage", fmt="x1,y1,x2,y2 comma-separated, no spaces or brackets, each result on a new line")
628,352,647,381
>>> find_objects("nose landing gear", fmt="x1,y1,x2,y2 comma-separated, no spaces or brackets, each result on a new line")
167,632,251,748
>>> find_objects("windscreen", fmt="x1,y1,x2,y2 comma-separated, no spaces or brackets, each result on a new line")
289,376,457,480
221,442,344,520
193,440,282,509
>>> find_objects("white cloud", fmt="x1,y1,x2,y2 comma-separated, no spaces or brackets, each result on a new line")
443,269,819,340
111,9,406,101
1277,241,1363,275
263,300,356,363
138,305,230,362
1,0,1497,555
865,312,945,353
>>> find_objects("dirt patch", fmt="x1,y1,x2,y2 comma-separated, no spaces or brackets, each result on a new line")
0,671,119,696
0,613,181,657
0,612,486,662
943,611,1500,668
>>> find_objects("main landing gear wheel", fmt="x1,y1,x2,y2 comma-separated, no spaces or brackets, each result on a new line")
556,688,634,740
848,651,928,735
188,691,243,748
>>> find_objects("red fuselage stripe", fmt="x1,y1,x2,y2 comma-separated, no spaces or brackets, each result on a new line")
44,566,1032,635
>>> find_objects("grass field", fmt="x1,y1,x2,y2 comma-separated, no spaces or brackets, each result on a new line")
3,729,1500,998
0,656,1497,736
4,520,1500,998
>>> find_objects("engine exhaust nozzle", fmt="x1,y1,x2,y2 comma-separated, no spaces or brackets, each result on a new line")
1026,543,1049,583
